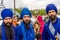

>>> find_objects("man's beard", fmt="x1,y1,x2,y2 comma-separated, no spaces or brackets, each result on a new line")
49,15,56,21
4,22,12,27
4,22,13,40
23,20,31,29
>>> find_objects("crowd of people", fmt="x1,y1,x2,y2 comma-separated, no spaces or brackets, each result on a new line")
0,4,60,40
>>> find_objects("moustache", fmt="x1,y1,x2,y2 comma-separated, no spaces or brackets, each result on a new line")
4,22,12,27
6,22,11,24
49,15,56,21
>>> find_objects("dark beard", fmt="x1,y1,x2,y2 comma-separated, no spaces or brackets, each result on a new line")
49,15,56,21
4,22,12,28
23,20,30,29
4,22,13,40
5,26,13,40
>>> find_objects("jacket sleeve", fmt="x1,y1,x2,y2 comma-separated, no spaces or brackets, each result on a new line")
58,23,60,34
15,26,23,40
15,26,19,40
42,24,48,40
15,25,27,40
31,25,35,40
57,19,60,34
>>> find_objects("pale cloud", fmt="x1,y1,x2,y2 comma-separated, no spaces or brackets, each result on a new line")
0,0,1,4
3,0,14,8
1,0,60,10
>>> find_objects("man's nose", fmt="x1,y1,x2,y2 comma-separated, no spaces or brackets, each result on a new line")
51,12,53,14
26,17,29,20
7,19,10,22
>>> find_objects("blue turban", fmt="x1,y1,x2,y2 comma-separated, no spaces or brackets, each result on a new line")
1,9,13,19
20,8,32,19
46,4,57,14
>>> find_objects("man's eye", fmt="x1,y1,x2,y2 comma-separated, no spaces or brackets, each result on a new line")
49,12,51,14
5,19,8,20
28,16,30,18
52,11,54,13
24,16,26,18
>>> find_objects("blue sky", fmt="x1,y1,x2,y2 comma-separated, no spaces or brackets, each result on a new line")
0,0,60,10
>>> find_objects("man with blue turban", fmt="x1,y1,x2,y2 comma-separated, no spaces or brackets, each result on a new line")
15,8,35,40
0,9,15,40
42,4,60,40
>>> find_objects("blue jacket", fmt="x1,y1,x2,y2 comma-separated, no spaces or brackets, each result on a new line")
42,17,60,40
15,22,35,40
1,23,15,40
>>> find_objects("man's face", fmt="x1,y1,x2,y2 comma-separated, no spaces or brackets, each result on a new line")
48,10,57,21
23,15,30,24
3,17,12,27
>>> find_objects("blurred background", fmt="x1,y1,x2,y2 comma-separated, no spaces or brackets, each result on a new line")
0,0,60,25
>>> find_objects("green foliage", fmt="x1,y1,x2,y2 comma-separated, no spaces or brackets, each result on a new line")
31,10,36,16
58,9,60,15
11,8,49,15
31,9,46,16
39,9,46,15
15,8,21,14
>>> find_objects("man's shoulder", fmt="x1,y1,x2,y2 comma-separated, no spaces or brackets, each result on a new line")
57,18,60,22
15,22,25,30
44,20,50,29
16,22,23,27
57,18,60,25
15,25,21,31
45,20,50,25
